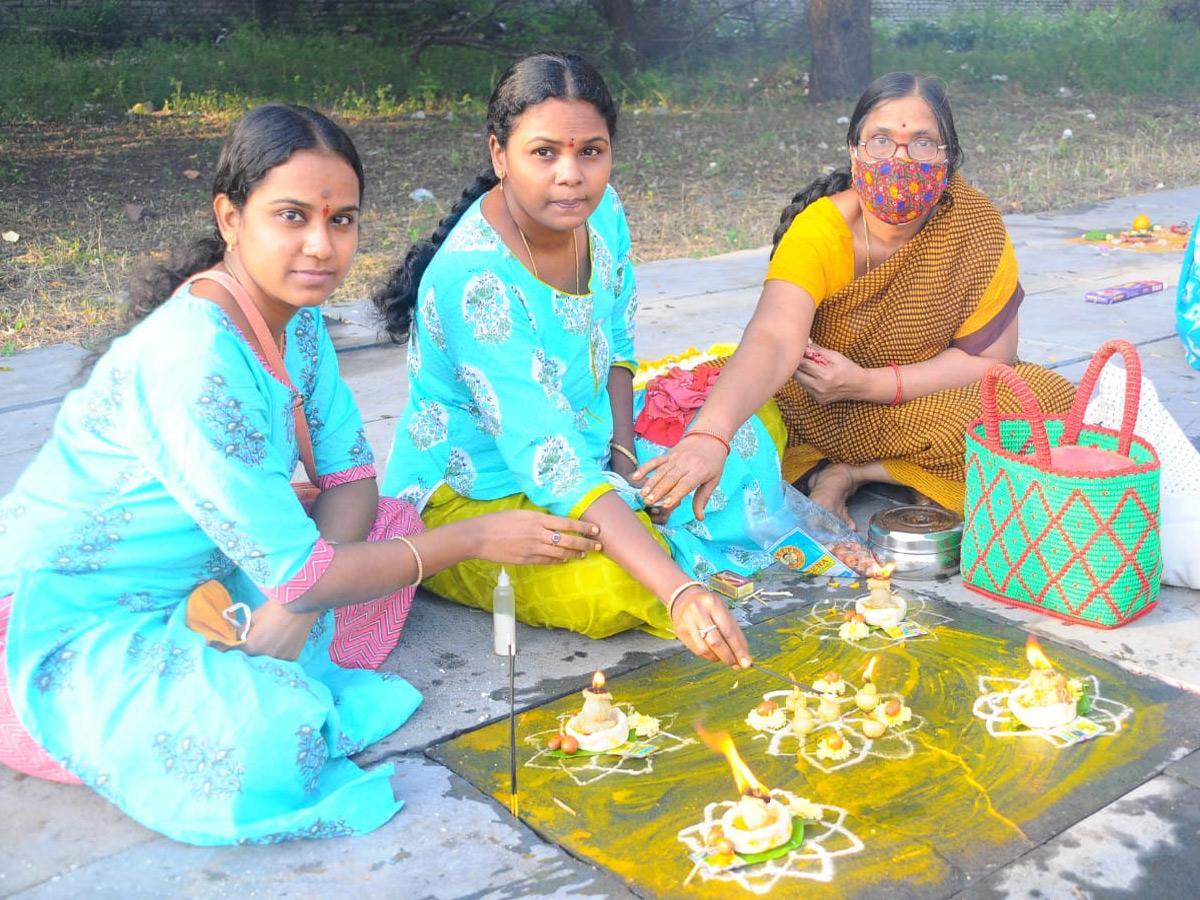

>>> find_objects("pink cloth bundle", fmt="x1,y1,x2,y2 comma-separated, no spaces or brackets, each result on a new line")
634,363,721,446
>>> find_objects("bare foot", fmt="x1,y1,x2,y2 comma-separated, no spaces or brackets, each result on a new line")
807,462,858,530
911,488,937,507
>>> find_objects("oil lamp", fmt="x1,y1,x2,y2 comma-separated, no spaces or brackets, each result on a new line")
854,657,880,712
565,670,629,752
856,562,906,627
1008,636,1077,730
697,726,793,855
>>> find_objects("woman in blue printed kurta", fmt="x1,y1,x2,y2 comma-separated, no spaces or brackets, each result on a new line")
375,53,784,667
0,104,599,845
1178,211,1200,370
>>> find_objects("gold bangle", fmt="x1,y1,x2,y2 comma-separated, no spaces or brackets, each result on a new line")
608,441,639,466
391,535,423,587
667,580,706,617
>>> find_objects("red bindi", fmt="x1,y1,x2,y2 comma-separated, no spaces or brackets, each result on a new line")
568,139,575,148
322,204,330,219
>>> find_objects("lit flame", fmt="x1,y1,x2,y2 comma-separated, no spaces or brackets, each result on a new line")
868,561,896,580
863,656,879,682
1025,635,1056,670
590,670,607,691
696,724,768,796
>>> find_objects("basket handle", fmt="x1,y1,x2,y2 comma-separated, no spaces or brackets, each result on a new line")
1060,339,1141,455
981,363,1053,466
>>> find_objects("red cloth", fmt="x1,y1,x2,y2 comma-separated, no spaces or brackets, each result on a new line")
329,497,425,669
634,363,722,446
0,593,83,784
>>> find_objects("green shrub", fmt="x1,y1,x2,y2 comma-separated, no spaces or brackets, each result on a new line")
875,8,1200,96
2,6,1199,123
1155,0,1200,27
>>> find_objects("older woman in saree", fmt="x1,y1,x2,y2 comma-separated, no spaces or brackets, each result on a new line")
637,72,1075,529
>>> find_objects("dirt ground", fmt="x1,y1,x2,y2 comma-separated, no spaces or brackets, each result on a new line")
3,86,1199,349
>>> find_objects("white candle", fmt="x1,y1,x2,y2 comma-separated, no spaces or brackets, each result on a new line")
867,576,891,606
738,794,771,830
492,568,516,656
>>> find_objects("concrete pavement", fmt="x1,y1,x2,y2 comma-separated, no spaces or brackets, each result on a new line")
1,185,1199,899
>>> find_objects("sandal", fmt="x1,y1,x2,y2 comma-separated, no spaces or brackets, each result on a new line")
792,458,831,496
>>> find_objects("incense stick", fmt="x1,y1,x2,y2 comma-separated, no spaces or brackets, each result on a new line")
749,662,820,695
508,645,518,817
551,796,577,816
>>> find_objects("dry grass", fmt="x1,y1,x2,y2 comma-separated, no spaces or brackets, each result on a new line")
3,86,1199,350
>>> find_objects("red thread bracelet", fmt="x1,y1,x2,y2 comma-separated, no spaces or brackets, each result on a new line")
684,429,731,456
887,362,904,406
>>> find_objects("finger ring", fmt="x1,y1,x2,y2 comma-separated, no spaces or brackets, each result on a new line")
551,531,561,545
698,624,718,638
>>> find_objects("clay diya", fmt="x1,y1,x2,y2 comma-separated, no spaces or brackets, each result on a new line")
564,670,629,752
1007,636,1079,730
855,562,907,628
854,657,880,712
697,726,794,855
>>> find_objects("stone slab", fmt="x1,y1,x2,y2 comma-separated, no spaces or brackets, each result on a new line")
1,755,638,900
2,184,1199,898
957,773,1200,900
431,598,1200,899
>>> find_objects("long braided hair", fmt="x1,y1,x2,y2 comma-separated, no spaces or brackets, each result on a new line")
371,51,617,343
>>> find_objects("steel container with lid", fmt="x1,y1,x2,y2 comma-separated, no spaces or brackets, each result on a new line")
867,505,964,580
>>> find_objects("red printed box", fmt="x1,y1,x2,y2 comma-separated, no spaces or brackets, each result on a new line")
1084,280,1164,304
708,570,756,600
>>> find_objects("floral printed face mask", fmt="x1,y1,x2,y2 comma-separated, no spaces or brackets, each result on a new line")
852,155,949,225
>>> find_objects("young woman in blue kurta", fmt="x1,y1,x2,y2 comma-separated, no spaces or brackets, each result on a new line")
0,104,597,845
1178,210,1200,370
375,53,784,667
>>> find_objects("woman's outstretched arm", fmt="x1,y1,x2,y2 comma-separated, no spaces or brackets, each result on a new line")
636,280,816,518
574,491,752,669
245,509,600,659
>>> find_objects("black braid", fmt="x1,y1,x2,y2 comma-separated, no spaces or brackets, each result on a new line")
770,167,852,255
372,170,498,344
125,231,225,324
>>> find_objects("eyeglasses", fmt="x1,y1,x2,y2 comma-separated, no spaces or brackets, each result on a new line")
857,136,947,162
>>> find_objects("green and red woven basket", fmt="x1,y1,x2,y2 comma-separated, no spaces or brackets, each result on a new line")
961,340,1161,628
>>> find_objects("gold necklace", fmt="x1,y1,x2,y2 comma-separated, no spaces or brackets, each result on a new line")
517,224,582,295
507,202,595,395
860,206,872,275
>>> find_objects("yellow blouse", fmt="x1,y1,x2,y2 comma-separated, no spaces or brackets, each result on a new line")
764,193,1020,347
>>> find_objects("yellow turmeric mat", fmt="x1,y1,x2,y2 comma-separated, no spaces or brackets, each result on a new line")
431,588,1199,898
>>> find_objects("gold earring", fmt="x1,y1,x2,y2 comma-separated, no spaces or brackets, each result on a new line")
498,172,505,192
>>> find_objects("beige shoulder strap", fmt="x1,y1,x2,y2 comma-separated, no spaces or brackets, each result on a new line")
181,269,318,486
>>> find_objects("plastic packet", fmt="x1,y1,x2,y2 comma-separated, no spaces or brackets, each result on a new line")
748,482,878,577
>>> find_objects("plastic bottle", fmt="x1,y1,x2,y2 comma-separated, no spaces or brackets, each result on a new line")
492,567,516,656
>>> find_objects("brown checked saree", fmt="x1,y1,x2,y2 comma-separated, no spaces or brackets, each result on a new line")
770,175,1075,511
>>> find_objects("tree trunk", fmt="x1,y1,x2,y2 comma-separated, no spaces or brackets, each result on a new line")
588,0,641,75
251,0,277,28
808,0,872,102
